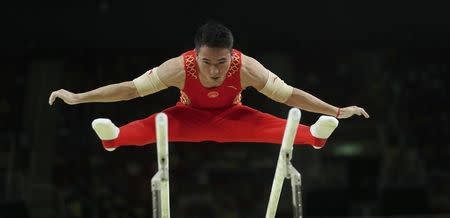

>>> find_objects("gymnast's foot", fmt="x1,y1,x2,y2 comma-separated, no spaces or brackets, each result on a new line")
91,118,119,151
310,115,339,149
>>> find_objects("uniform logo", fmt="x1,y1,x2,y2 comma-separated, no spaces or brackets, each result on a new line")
226,85,238,90
207,91,219,98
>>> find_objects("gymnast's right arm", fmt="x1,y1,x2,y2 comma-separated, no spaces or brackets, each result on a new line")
48,56,185,105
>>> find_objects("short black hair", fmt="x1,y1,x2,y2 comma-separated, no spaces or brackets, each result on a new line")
194,20,234,50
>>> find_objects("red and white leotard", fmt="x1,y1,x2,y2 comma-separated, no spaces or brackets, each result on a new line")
179,49,242,109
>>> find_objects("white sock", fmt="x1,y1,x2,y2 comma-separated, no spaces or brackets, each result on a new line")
91,118,119,151
310,115,339,149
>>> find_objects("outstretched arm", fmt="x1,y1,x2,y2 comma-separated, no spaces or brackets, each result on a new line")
284,89,369,119
241,54,369,119
49,81,138,105
49,56,185,106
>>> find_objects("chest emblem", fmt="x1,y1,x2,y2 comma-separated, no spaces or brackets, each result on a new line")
207,91,220,98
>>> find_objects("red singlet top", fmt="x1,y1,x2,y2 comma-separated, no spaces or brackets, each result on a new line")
179,49,243,109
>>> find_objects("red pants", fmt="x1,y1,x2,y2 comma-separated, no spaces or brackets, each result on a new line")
102,103,326,149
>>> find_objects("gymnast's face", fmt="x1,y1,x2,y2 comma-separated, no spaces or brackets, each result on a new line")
196,46,232,87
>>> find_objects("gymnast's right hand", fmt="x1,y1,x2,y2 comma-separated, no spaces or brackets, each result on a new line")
49,89,79,105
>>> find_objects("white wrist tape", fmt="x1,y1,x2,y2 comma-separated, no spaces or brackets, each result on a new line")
132,67,168,97
258,70,294,103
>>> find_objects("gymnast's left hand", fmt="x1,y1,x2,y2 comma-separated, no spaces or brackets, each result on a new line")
337,106,370,119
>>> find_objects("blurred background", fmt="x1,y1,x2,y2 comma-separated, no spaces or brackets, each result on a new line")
1,1,449,218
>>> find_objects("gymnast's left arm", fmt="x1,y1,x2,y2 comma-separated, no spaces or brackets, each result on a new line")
240,54,369,119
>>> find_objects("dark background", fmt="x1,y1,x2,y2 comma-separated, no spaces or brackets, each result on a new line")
1,1,449,218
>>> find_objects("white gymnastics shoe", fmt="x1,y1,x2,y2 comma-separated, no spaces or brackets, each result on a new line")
91,118,119,151
310,115,339,149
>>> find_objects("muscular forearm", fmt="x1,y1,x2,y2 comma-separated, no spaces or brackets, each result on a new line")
76,81,139,103
284,88,339,116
